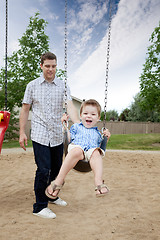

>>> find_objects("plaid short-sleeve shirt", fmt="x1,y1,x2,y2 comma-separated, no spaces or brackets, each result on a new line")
23,75,71,147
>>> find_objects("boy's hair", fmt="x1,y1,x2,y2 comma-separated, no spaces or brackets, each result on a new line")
41,52,57,65
80,99,101,117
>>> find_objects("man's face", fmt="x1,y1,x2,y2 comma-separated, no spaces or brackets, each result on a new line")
40,59,57,82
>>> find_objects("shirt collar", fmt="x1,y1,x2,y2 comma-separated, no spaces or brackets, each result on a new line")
79,122,98,130
39,74,59,85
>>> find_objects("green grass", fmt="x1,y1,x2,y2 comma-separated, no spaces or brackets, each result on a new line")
2,133,160,151
107,133,160,151
2,140,33,149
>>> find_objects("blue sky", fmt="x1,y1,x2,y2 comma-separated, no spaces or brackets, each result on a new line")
0,0,160,113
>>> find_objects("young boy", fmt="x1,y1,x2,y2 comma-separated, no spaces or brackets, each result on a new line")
45,99,111,199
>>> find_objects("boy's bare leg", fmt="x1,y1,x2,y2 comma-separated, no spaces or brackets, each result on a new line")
47,147,84,197
90,150,108,195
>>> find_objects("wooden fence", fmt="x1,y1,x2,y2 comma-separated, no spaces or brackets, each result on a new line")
25,120,160,139
96,121,160,134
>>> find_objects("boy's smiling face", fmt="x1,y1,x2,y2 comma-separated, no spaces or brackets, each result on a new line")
80,105,100,128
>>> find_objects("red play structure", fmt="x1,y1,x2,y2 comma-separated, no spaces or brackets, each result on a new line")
0,111,10,153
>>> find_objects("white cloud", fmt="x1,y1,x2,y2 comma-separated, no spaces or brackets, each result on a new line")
77,1,106,26
47,12,59,20
37,0,59,21
0,0,159,114
25,8,40,17
109,0,160,70
69,0,160,112
38,0,48,5
68,0,108,60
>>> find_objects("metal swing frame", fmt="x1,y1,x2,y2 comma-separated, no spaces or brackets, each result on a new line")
63,0,112,172
0,0,11,154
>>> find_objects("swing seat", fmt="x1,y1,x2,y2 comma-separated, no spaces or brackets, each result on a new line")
74,159,92,172
0,111,10,153
63,129,92,172
73,136,108,173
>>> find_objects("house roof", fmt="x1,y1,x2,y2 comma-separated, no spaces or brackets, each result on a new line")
71,96,83,103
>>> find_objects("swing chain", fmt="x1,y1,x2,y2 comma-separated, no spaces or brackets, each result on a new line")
5,0,8,111
64,0,68,114
104,0,112,128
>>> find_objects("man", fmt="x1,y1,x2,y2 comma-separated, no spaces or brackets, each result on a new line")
19,52,79,219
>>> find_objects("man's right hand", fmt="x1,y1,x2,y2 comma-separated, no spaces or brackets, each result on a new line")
61,113,69,124
19,133,28,151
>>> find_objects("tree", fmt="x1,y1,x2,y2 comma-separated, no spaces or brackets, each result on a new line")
0,12,49,139
127,93,159,122
0,12,49,111
119,108,130,121
101,110,119,121
139,21,160,114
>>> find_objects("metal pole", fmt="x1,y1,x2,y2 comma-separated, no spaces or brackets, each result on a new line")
5,0,8,111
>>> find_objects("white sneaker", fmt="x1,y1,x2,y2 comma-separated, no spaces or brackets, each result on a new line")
49,197,67,206
33,207,56,219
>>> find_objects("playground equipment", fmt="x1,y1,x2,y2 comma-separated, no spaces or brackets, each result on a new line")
0,111,10,153
0,0,10,154
63,0,112,172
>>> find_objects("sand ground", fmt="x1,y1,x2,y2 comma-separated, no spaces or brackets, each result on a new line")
0,148,160,240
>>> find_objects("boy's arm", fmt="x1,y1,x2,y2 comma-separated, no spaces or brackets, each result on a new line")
103,128,111,142
67,128,71,142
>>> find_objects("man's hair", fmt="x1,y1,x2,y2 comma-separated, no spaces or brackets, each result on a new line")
80,99,101,117
41,52,57,65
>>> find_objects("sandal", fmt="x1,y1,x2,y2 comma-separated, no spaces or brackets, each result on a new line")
95,182,109,197
45,181,64,200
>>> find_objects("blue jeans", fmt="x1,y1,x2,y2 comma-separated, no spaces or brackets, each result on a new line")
32,141,63,213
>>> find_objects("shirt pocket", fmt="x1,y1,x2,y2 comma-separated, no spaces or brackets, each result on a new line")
32,88,45,105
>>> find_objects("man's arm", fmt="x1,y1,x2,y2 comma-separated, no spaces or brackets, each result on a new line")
67,100,80,124
19,103,31,151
